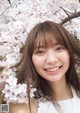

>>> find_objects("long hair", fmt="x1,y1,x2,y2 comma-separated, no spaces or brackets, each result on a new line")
17,20,80,111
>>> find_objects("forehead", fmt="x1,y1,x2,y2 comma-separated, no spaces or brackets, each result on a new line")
33,31,64,49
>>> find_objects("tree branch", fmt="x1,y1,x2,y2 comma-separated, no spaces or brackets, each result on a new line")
60,7,73,16
60,9,80,25
7,0,11,5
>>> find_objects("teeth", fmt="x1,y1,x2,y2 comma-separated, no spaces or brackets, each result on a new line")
46,67,60,72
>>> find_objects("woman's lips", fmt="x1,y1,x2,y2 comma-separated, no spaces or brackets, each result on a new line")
44,66,62,75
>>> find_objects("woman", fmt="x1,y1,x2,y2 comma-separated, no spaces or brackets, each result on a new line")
10,21,80,113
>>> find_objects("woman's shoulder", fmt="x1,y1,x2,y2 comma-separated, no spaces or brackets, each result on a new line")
71,85,80,98
37,98,56,113
9,99,38,113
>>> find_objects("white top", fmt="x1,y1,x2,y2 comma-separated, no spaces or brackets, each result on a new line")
37,86,80,113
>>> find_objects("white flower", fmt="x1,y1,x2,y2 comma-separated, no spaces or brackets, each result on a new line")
2,76,36,104
17,93,28,104
13,84,27,95
20,84,27,93
0,74,7,83
2,84,13,93
30,88,36,98
2,68,16,77
6,76,17,86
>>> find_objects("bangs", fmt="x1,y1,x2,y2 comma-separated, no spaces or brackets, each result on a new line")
33,30,65,50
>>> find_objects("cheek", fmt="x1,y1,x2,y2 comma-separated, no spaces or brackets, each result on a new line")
32,56,44,68
59,52,70,64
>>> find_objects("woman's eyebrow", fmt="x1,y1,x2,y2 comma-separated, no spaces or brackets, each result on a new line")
53,43,63,46
53,42,60,45
34,43,62,49
34,45,45,49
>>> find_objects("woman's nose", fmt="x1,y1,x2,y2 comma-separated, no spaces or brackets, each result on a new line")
46,51,58,64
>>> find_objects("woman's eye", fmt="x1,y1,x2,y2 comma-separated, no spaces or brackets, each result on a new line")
56,46,65,51
35,49,45,54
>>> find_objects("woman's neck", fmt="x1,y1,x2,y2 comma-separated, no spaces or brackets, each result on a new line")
49,79,73,101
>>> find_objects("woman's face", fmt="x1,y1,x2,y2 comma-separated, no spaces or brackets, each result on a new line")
32,38,70,84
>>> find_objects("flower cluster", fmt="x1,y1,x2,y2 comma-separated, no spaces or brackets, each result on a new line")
2,76,36,104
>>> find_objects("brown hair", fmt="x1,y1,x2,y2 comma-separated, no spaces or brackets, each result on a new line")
17,20,80,112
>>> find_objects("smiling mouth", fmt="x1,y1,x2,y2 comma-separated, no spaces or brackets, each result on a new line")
44,66,62,72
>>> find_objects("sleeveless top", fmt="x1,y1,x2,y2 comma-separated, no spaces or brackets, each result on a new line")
37,86,80,113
